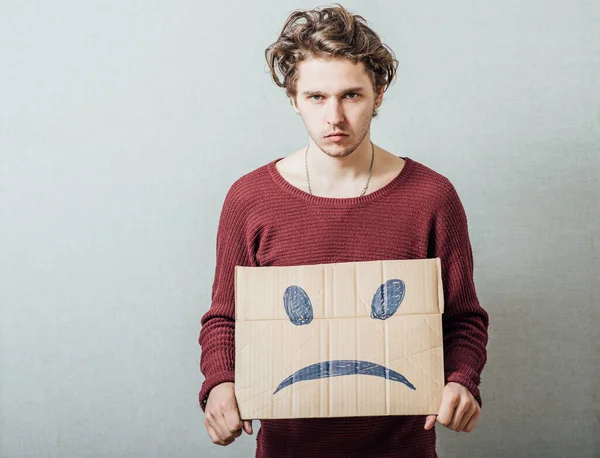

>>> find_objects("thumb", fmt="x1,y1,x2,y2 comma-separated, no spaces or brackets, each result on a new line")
243,420,253,435
424,415,437,430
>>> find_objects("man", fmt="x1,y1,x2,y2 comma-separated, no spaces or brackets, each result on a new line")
199,4,489,457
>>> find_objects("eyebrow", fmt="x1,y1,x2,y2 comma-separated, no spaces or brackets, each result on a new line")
302,86,365,97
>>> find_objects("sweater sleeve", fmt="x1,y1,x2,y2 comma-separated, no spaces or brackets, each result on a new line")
198,184,256,411
431,183,489,406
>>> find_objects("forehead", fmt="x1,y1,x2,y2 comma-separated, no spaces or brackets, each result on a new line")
296,57,373,93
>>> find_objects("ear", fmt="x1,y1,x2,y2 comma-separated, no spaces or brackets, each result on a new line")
374,86,385,109
289,94,300,114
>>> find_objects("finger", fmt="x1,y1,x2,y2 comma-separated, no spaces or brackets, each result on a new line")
243,420,254,435
457,405,478,432
436,392,458,428
218,411,241,441
208,411,236,443
225,425,242,440
206,425,234,446
220,409,243,441
206,425,220,444
457,411,474,432
449,400,471,431
223,406,243,434
424,415,437,430
463,409,480,432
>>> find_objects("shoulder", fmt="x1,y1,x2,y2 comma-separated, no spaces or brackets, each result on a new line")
407,159,455,192
404,158,461,204
403,160,471,232
220,160,276,213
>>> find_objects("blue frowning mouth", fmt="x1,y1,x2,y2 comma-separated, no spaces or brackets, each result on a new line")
273,359,416,394
276,281,414,394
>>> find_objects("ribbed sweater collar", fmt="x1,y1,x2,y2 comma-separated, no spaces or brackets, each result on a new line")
266,156,414,208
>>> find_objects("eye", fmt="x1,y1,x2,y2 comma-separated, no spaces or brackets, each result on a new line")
371,279,405,320
309,95,323,101
283,285,313,325
345,93,359,99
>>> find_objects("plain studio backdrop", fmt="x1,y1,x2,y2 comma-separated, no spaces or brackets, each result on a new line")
0,1,598,457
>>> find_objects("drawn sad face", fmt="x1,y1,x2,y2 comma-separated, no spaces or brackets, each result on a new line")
275,279,416,394
234,259,444,419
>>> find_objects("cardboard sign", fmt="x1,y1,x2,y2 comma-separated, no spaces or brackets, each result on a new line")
234,258,444,419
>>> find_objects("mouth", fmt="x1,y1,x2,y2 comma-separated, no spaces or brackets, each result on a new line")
273,359,416,394
325,133,348,142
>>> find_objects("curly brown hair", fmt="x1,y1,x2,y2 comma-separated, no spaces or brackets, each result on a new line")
265,4,398,117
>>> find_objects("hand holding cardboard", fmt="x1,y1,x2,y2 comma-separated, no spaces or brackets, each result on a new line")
424,381,480,432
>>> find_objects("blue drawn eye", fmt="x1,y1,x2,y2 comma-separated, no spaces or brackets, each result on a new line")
371,279,405,320
284,286,313,325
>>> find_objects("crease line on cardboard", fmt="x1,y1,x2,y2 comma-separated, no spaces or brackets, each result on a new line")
403,318,441,351
237,321,273,354
237,387,274,405
385,319,390,415
331,265,336,328
238,312,441,322
387,345,443,364
327,318,331,417
354,262,358,321
436,258,444,314
282,337,314,370
422,318,442,341
354,317,358,417
406,355,444,388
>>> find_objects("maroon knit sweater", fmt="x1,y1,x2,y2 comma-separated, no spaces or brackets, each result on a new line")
199,157,489,458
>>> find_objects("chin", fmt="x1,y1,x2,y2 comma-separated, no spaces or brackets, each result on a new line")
319,142,357,158
331,147,357,158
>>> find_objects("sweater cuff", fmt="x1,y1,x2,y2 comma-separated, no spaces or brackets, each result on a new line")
445,371,482,407
198,371,236,412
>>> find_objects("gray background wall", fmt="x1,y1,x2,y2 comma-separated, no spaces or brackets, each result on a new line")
1,1,598,457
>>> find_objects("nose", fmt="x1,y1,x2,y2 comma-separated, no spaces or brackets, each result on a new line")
325,98,345,126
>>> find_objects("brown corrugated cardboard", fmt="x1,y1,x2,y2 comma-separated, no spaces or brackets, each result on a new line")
234,258,444,419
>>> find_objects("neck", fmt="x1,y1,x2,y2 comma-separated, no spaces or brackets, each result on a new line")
306,133,375,184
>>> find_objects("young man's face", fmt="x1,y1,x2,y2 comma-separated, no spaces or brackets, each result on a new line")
291,57,383,158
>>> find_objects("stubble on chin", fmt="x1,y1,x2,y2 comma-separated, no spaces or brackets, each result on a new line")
312,109,374,159
321,145,355,158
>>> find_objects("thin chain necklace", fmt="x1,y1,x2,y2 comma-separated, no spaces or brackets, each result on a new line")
304,141,375,197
